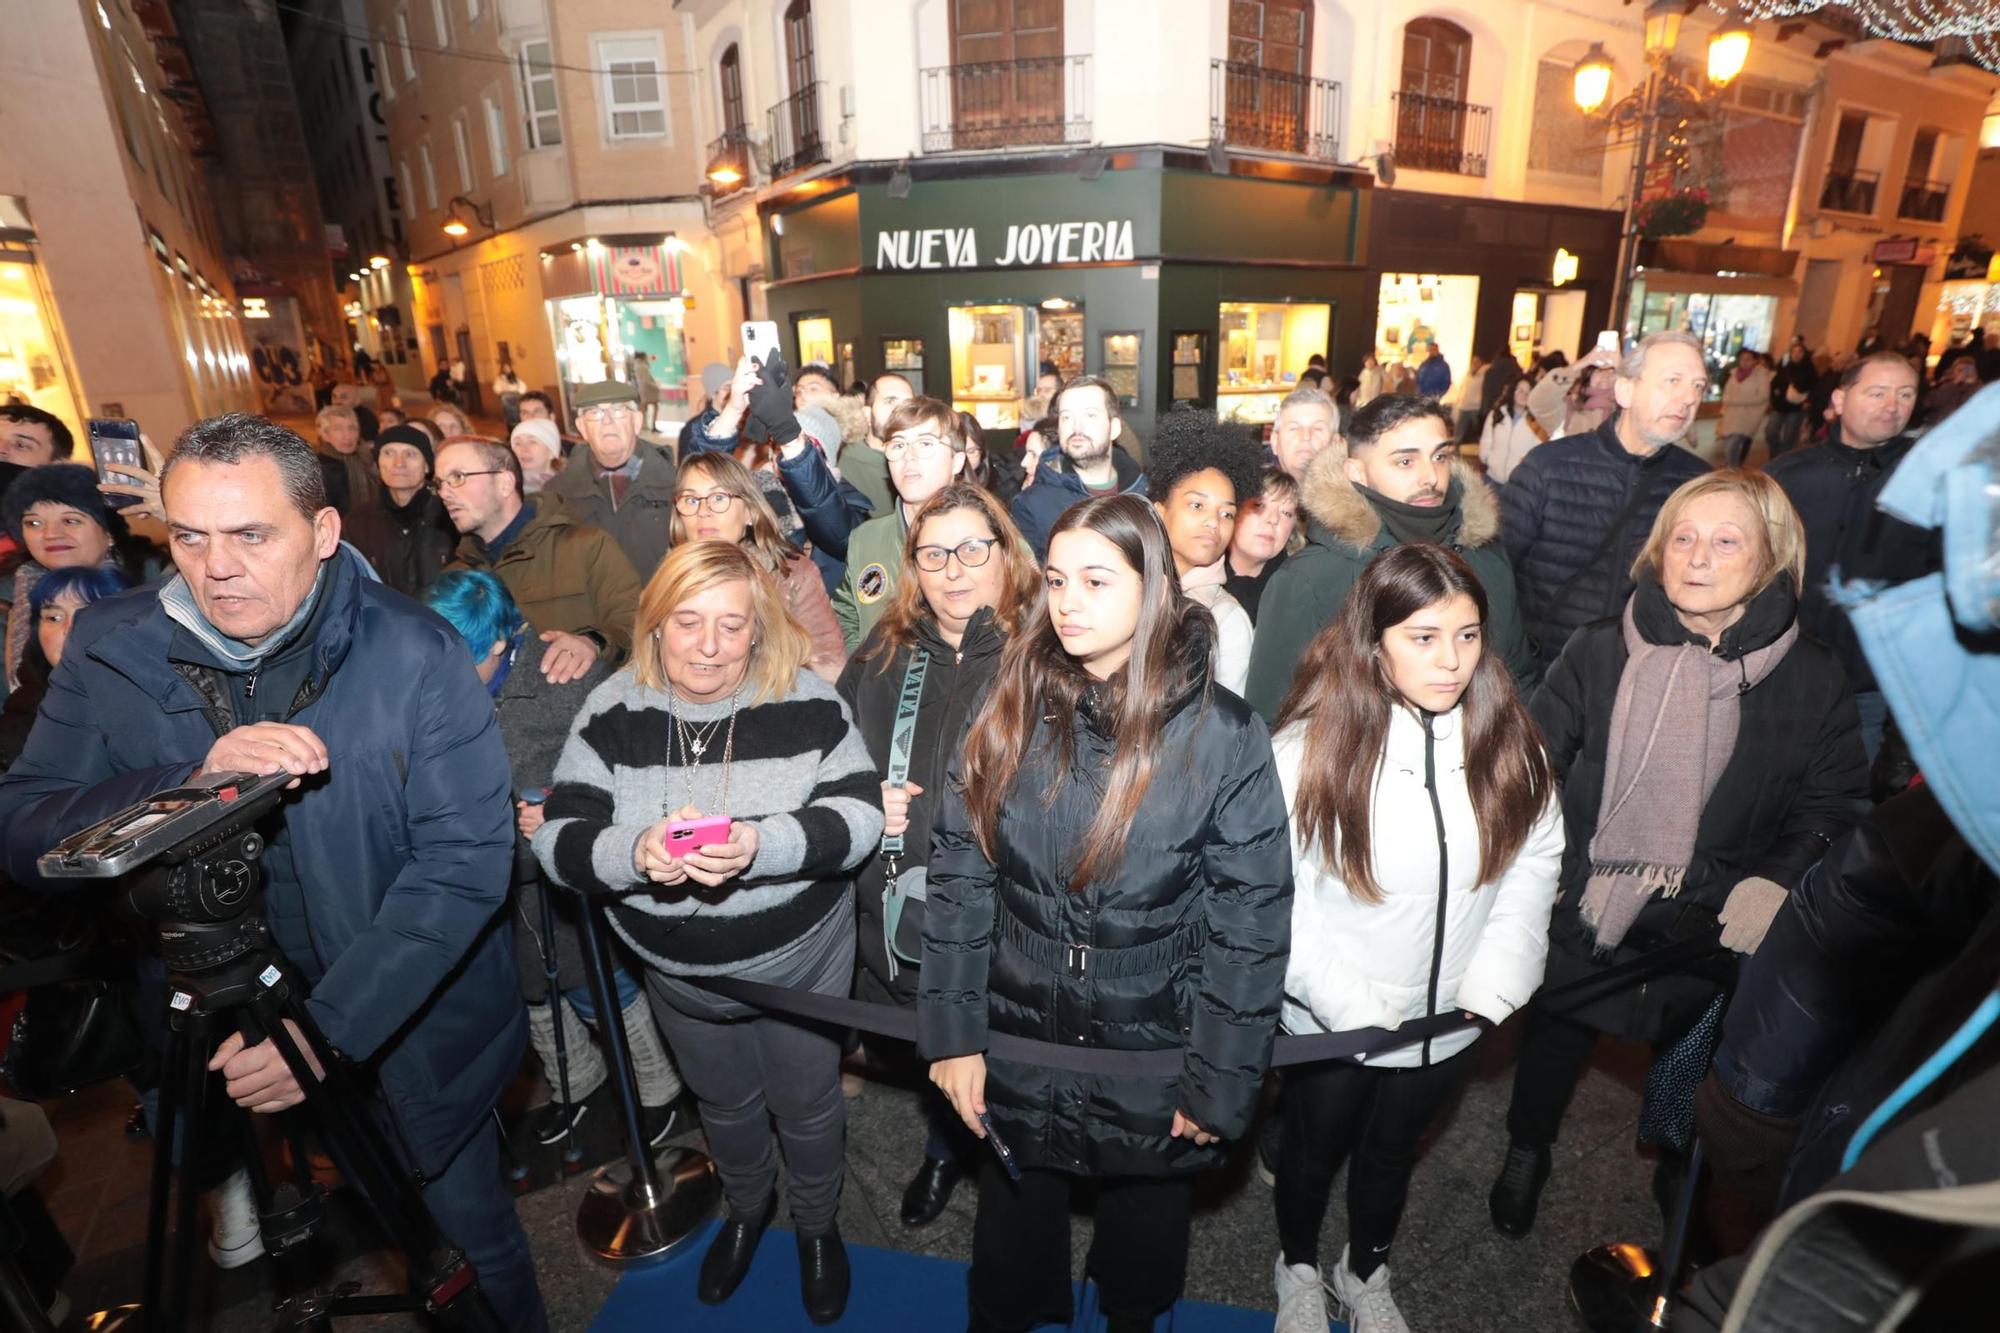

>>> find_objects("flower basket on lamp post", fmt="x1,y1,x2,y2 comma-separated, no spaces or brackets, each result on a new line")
1635,187,1711,240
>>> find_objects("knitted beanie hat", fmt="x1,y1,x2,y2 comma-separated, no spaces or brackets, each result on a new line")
376,423,435,472
2,462,128,545
509,418,562,463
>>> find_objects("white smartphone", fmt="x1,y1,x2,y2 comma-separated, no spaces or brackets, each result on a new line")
741,320,782,367
1595,329,1621,355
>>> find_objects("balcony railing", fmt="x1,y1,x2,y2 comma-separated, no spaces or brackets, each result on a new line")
1391,90,1490,177
767,82,827,180
1207,59,1342,160
1897,177,1950,222
705,126,755,192
920,55,1090,153
1820,167,1880,215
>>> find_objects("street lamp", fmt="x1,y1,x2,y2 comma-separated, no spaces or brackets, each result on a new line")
442,195,496,240
1575,0,1752,339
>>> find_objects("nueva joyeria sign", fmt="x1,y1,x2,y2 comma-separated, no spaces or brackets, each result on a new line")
873,218,1137,270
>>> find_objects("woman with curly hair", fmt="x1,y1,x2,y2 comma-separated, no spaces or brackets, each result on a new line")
1146,408,1266,695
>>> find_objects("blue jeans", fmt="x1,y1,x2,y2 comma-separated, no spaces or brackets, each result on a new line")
414,1120,548,1333
563,963,641,1024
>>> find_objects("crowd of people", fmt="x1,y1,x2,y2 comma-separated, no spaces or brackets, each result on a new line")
0,311,1991,1333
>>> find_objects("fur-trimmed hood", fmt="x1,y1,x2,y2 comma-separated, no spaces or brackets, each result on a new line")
1296,448,1501,553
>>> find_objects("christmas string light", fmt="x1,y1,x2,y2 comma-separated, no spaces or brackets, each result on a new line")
1711,1,2000,68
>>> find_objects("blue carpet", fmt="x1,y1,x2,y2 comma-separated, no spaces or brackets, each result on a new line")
590,1218,1345,1331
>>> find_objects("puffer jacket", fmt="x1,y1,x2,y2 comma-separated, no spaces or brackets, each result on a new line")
543,443,678,581
448,498,642,660
1244,451,1534,721
343,487,454,599
838,606,1007,1006
1009,444,1147,562
1764,425,1940,692
1274,705,1564,1066
1530,577,1870,1041
1500,416,1711,672
918,632,1293,1176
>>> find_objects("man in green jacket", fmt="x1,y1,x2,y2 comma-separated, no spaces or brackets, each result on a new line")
436,437,642,680
1244,394,1535,720
834,372,912,518
832,394,964,651
545,378,677,581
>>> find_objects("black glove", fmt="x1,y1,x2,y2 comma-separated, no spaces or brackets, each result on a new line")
744,346,800,447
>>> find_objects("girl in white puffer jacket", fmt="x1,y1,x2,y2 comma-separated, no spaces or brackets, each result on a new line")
1265,543,1565,1333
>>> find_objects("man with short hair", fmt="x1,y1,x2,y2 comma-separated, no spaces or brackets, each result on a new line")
0,413,547,1330
1501,330,1714,674
1245,395,1533,718
437,437,640,681
793,363,842,411
831,396,967,650
836,373,913,516
1270,385,1338,479
313,404,375,517
0,405,72,466
1010,375,1147,560
329,381,378,444
544,379,678,579
1766,351,1938,759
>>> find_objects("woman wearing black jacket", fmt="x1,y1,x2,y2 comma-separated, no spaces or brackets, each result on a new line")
837,483,1041,1227
920,493,1294,1333
1489,470,1869,1240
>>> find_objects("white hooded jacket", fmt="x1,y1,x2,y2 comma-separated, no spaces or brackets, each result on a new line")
1273,703,1565,1066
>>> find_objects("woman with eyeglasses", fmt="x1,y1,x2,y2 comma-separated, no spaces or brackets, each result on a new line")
832,396,969,652
922,494,1294,1333
836,482,1042,1229
672,451,846,682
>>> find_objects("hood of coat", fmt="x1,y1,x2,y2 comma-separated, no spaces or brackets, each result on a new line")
1296,448,1499,554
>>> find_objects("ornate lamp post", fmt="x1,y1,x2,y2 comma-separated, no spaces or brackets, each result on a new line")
1576,1,1753,338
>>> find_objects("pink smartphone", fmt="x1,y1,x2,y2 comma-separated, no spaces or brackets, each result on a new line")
663,815,732,852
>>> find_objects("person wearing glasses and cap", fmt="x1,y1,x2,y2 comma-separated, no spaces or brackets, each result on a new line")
434,435,641,684
545,378,679,580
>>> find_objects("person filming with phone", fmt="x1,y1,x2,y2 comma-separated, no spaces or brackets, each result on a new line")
0,413,549,1330
533,538,883,1326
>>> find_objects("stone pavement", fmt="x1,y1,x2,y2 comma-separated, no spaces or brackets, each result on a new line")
33,1017,1667,1331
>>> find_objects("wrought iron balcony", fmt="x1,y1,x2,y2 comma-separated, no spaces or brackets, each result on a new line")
1820,167,1880,215
920,54,1091,154
1897,177,1950,223
767,82,827,180
705,126,754,193
1391,90,1491,177
1208,59,1341,160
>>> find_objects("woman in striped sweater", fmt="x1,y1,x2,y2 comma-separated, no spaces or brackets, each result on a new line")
533,539,883,1326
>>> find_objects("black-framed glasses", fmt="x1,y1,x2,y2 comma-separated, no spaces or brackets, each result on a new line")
913,538,996,572
428,469,504,492
674,490,740,516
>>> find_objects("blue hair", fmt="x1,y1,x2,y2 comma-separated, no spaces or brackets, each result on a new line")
423,569,522,660
29,564,132,613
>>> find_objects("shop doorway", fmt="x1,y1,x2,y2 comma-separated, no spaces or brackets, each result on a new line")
1794,259,1839,346
1375,274,1477,384
793,313,834,368
1866,264,1927,345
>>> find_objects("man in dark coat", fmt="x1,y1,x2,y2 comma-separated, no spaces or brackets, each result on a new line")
543,378,677,580
1011,375,1147,561
0,413,546,1330
1766,351,1939,760
1246,394,1534,720
342,423,454,598
1500,330,1713,674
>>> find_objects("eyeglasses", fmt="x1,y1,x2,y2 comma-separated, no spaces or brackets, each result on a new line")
913,538,996,572
674,490,740,515
577,404,635,424
428,469,503,492
883,434,956,462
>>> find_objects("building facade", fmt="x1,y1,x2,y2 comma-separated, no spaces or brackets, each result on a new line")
0,0,257,449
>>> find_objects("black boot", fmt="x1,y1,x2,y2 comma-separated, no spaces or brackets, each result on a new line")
1105,1312,1159,1333
798,1226,850,1325
1489,1142,1552,1238
697,1197,772,1304
900,1156,964,1227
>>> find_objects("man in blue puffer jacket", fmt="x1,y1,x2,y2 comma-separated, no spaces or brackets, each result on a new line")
0,413,545,1330
1011,375,1147,561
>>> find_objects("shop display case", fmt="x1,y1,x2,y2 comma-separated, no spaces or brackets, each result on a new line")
949,304,1031,429
1217,301,1328,423
881,336,925,396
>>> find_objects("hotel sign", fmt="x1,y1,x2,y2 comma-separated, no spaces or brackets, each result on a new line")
872,218,1137,271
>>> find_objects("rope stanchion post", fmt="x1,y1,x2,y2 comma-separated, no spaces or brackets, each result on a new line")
569,889,720,1266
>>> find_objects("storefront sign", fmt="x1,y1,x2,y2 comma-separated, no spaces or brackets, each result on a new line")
873,219,1136,271
591,245,683,297
1871,238,1920,264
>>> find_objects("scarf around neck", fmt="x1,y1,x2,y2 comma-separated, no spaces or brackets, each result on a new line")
1357,477,1463,547
1579,576,1800,951
161,559,331,671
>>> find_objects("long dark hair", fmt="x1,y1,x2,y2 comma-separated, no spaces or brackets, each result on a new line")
1274,543,1552,903
958,493,1208,889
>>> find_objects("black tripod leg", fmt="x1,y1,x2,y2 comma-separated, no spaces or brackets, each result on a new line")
1645,1137,1708,1328
167,1006,218,1333
535,881,582,1168
141,1006,190,1328
574,891,665,1199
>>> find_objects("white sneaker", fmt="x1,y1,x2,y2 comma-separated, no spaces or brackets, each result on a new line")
1329,1246,1410,1333
1273,1254,1329,1333
206,1165,266,1269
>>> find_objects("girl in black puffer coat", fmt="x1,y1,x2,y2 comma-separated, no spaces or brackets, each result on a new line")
919,494,1294,1333
838,484,1043,1229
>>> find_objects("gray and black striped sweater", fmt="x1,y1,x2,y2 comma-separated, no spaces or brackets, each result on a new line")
532,667,883,976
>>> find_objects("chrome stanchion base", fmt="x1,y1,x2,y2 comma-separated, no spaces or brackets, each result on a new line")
1570,1242,1666,1331
575,1146,721,1266
78,1304,144,1331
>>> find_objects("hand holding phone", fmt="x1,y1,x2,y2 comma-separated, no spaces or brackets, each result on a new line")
663,814,732,851
89,419,147,510
741,320,782,368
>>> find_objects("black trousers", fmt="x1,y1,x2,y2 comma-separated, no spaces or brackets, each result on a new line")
968,1156,1194,1328
1505,1007,1605,1148
1274,1052,1470,1277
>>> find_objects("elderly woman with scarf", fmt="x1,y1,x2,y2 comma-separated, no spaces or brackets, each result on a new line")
1488,470,1868,1242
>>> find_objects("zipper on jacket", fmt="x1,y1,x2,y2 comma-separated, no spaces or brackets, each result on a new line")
1420,710,1449,1067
